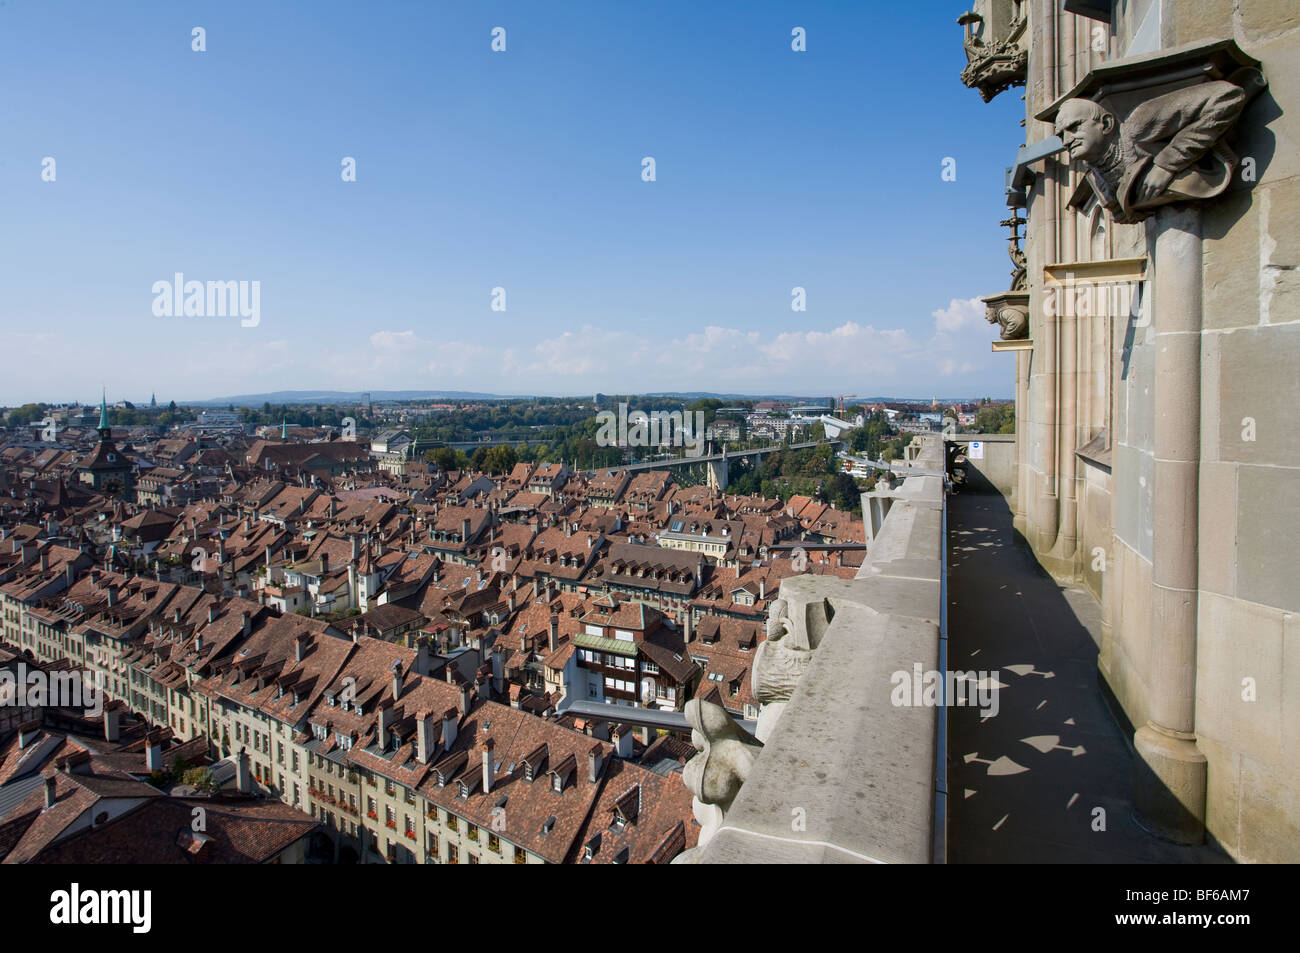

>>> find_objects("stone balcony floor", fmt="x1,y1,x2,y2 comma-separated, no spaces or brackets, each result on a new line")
945,489,1229,863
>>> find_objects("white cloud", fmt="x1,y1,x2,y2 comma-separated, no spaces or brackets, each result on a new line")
377,311,975,394
932,297,985,334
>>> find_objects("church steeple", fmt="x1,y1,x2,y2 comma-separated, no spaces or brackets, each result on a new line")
281,419,288,441
97,389,111,438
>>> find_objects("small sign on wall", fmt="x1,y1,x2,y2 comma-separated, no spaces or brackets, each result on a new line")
968,441,984,460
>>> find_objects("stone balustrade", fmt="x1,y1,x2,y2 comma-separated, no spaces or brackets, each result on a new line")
687,435,946,863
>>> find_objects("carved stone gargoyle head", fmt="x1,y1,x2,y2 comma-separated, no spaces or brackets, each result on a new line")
1043,39,1268,224
681,698,763,811
676,697,764,859
982,290,1030,341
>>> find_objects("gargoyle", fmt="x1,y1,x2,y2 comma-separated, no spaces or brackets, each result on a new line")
1053,68,1265,224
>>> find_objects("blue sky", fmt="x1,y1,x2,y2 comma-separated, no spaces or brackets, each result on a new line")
0,0,1024,405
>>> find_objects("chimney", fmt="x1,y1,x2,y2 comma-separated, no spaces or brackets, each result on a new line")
684,611,693,643
415,710,436,764
612,725,633,759
759,578,766,601
458,681,473,716
461,517,471,543
481,739,495,794
492,645,504,694
103,706,121,743
62,751,93,776
320,552,328,575
350,535,360,561
588,743,603,783
65,561,76,587
17,720,40,749
441,707,459,751
414,636,431,676
194,633,204,653
391,659,404,702
475,665,490,700
208,605,218,624
145,731,164,772
377,699,393,749
265,545,272,569
39,549,48,572
44,776,57,809
548,615,559,653
106,586,117,608
235,748,252,793
294,633,308,663
241,611,251,636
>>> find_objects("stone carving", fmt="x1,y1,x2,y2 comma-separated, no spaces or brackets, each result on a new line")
983,290,1030,340
1001,213,1026,292
958,4,1027,103
1053,67,1266,224
673,697,763,863
752,593,834,742
674,588,837,861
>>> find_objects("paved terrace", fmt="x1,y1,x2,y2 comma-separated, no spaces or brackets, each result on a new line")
946,488,1228,863
694,432,1230,864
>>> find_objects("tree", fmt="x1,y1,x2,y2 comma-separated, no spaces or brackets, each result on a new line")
829,472,859,511
182,766,216,793
482,445,517,474
973,403,1015,434
427,447,457,471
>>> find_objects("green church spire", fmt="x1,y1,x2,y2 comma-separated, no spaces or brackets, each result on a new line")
98,389,110,433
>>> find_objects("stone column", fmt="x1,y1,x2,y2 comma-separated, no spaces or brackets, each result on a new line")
1133,205,1207,843
1013,349,1030,535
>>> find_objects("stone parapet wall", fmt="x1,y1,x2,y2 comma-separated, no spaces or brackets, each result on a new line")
696,436,944,863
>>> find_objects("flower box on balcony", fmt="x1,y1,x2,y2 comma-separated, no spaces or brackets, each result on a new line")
367,811,378,820
385,820,397,829
404,831,416,840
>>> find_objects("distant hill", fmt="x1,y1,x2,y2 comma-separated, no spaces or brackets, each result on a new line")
182,389,997,407
184,390,512,406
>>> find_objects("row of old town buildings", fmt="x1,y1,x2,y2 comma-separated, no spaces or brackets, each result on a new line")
0,397,864,864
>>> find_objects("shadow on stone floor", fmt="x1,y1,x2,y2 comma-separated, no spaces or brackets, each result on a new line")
945,489,1230,864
